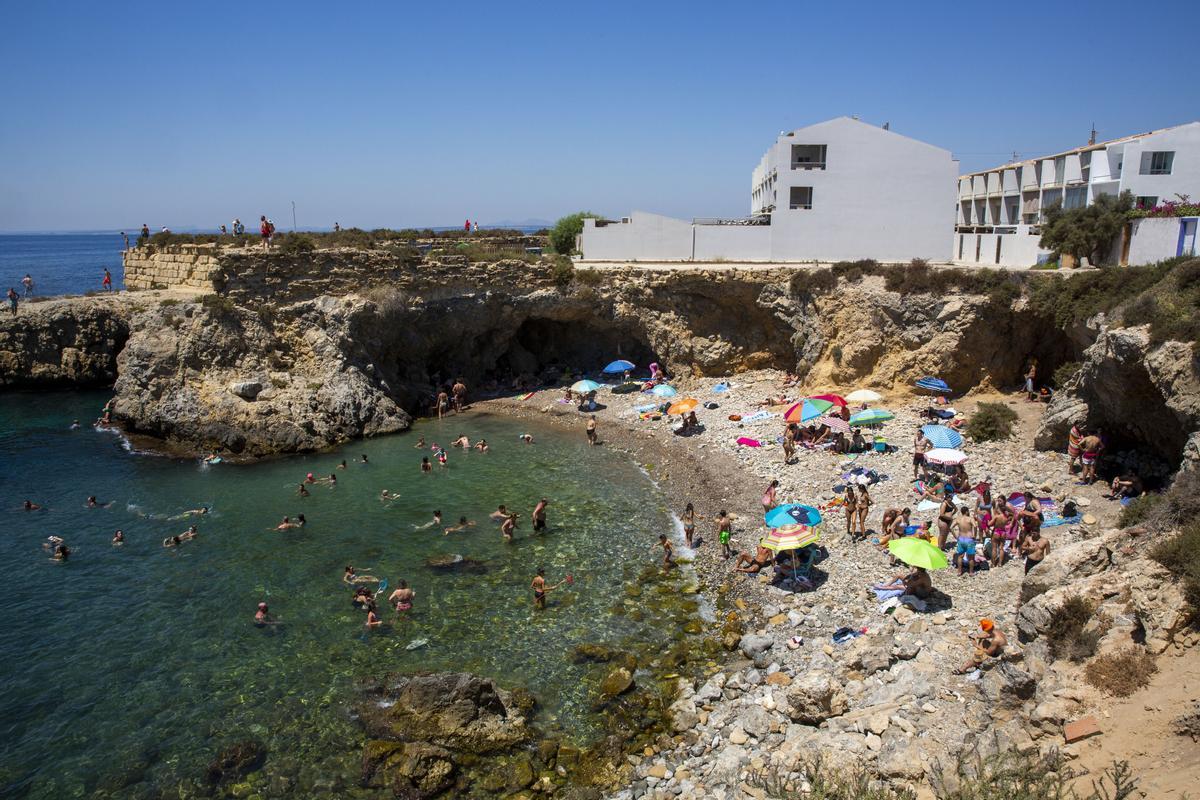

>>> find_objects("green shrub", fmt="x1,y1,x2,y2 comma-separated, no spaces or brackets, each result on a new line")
831,345,843,365
934,746,1137,800
1052,361,1081,389
1046,595,1101,662
159,298,181,307
965,402,1018,442
198,294,237,316
1039,190,1133,265
549,212,598,255
574,268,604,286
1150,521,1200,624
1085,647,1158,697
790,267,837,295
747,757,914,799
277,233,315,255
832,259,881,283
550,255,574,287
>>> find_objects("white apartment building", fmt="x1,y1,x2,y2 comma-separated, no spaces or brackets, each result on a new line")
580,117,957,263
954,121,1200,267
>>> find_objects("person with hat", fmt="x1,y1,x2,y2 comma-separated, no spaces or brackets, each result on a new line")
254,602,276,627
955,619,1006,674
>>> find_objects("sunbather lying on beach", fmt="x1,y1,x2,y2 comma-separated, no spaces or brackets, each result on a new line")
734,544,773,573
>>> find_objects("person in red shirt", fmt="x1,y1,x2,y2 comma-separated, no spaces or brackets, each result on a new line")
260,216,272,251
102,269,113,291
464,219,470,232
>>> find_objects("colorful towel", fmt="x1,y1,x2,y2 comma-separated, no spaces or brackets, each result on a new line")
520,391,537,400
916,499,940,512
1041,514,1080,528
739,411,776,424
736,437,763,447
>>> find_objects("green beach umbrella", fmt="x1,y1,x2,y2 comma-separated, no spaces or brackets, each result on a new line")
887,538,948,570
849,408,895,426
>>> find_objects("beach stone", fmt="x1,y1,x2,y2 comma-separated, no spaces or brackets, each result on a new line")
739,634,774,659
740,706,772,738
229,380,263,400
600,667,635,699
765,672,792,687
979,663,1037,708
205,740,266,786
784,671,848,724
728,726,749,745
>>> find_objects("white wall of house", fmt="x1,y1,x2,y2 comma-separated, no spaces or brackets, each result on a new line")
953,229,1048,267
1117,124,1200,208
1127,216,1200,264
583,117,956,263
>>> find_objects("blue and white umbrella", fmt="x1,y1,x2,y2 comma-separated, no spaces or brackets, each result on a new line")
915,377,950,394
602,359,636,374
571,379,601,394
650,384,678,398
764,503,823,529
921,424,963,449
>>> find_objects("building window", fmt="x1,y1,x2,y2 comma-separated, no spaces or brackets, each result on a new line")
791,144,827,170
1140,151,1174,175
1063,187,1087,210
1135,195,1159,210
789,186,813,210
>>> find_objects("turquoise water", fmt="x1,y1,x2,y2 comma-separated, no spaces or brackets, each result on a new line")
0,392,686,798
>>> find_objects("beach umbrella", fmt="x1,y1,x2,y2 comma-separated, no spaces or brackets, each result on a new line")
849,408,895,426
846,389,882,404
571,380,601,394
762,523,821,551
925,447,968,465
808,393,847,407
784,398,833,423
915,377,951,394
817,415,850,433
667,398,699,415
602,359,635,374
765,503,823,528
650,384,678,398
888,538,949,570
921,424,963,449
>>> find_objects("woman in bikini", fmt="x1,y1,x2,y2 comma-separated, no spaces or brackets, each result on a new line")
843,485,858,540
388,580,415,613
855,484,871,539
761,480,779,514
936,495,956,550
681,502,698,549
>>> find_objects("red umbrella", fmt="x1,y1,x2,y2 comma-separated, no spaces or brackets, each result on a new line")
809,393,847,407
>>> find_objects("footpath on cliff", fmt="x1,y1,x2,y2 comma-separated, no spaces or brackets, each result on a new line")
479,369,1199,800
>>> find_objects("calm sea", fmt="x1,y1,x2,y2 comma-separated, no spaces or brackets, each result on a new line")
0,234,127,297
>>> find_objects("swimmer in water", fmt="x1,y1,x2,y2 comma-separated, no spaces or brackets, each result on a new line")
443,516,476,535
178,525,198,541
296,514,306,527
53,543,71,561
275,516,297,530
254,602,279,626
531,566,569,609
421,457,432,473
489,504,509,521
436,449,448,467
23,500,42,511
657,534,674,572
380,489,400,502
501,512,518,542
173,506,209,519
343,565,380,584
414,436,426,449
474,439,489,453
337,459,347,470
365,601,383,628
388,580,415,612
305,472,316,484
519,433,534,444
162,535,183,548
297,483,310,497
112,529,124,545
86,496,113,509
360,454,369,464
452,434,470,448
70,419,81,430
325,473,338,487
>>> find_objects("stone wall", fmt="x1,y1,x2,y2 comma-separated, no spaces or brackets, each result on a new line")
123,245,222,291
123,246,558,301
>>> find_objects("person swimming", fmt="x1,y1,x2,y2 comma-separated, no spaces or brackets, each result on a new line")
421,457,432,473
112,529,124,545
172,506,209,520
254,602,273,626
413,437,426,449
365,602,383,628
489,504,509,521
86,496,113,509
305,472,316,484
443,516,476,535
519,434,534,444
296,514,306,527
452,435,470,448
501,512,518,542
360,454,369,464
343,565,380,584
474,439,489,452
162,535,183,548
413,511,443,530
52,543,71,560
275,516,298,530
297,483,310,497
337,459,347,470
23,500,41,511
380,489,400,502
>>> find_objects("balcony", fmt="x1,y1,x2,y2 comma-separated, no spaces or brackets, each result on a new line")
790,144,827,172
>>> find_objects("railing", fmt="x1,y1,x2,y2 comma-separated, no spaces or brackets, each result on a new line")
791,161,826,170
693,216,771,226
789,203,813,210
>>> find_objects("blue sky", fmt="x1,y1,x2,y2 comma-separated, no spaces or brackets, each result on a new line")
1,0,1197,232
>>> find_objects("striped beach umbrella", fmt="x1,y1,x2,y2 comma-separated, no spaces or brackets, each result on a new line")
849,408,895,426
817,415,850,433
808,393,847,407
762,523,822,552
921,424,963,449
784,398,833,423
765,503,823,528
915,377,951,394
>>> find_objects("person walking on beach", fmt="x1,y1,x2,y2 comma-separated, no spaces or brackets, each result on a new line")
657,534,674,572
464,219,471,232
855,483,872,539
452,379,467,413
7,287,18,315
761,480,779,513
586,414,598,445
715,510,733,558
1023,358,1038,401
22,274,33,298
681,503,698,548
913,429,931,480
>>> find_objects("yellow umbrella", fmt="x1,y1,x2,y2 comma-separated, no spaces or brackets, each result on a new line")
761,523,821,551
667,398,699,415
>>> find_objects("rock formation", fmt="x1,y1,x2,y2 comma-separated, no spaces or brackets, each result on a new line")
0,297,128,388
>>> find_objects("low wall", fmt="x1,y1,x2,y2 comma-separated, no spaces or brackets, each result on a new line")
953,230,1047,268
124,245,222,291
1128,217,1199,264
123,246,559,302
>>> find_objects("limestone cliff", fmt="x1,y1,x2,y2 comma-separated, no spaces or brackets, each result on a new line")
0,297,129,388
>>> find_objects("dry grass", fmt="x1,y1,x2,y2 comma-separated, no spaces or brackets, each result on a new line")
1085,648,1158,697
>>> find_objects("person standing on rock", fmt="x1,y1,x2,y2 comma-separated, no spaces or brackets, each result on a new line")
6,287,17,315
953,506,978,576
586,414,598,445
855,483,872,539
1023,358,1038,401
843,485,858,539
1077,430,1102,485
436,389,449,419
139,224,150,245
260,216,272,251
782,424,796,464
1020,526,1050,574
102,269,113,291
681,503,699,549
715,510,733,558
452,379,467,413
21,274,33,297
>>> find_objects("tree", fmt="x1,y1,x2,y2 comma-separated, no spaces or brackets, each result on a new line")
549,212,598,255
1039,190,1133,266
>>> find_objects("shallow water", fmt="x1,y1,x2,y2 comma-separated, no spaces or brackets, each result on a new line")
0,393,688,798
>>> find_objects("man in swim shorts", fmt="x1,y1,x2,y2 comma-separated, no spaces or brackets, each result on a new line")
388,580,415,613
955,618,1006,674
658,534,674,572
490,505,509,521
952,506,978,576
1021,528,1050,574
443,516,475,535
715,510,733,558
734,543,772,573
586,415,597,445
532,498,548,532
1077,431,1102,485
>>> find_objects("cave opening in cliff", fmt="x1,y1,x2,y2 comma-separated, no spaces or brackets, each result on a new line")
490,317,658,383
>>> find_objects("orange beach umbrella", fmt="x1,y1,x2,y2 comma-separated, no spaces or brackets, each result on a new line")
667,398,699,415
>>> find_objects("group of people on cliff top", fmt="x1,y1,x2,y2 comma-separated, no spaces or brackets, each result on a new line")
5,270,112,314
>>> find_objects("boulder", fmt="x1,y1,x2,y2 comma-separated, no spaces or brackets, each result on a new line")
738,633,774,659
361,740,456,798
979,663,1036,709
599,667,634,699
229,380,263,400
205,739,266,785
784,671,848,724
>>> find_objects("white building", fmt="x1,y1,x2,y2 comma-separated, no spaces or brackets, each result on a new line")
580,117,957,263
954,121,1200,267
